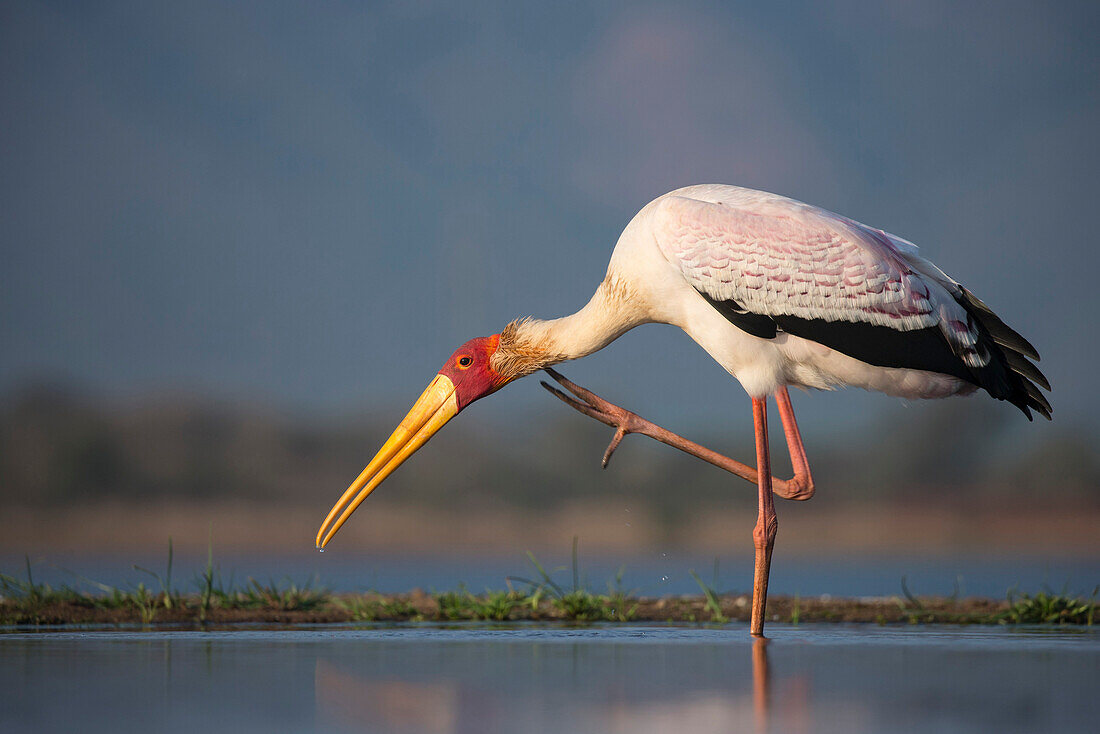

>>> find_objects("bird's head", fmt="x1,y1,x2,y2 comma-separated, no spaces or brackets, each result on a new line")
439,334,514,411
315,333,518,549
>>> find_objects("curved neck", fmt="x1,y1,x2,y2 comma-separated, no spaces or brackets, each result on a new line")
494,275,650,378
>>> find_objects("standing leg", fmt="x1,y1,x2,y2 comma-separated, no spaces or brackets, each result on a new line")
750,396,777,637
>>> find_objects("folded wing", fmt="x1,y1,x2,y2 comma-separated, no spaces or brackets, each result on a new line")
651,190,1050,419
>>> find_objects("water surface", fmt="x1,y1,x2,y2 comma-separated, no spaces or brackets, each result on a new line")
2,624,1097,734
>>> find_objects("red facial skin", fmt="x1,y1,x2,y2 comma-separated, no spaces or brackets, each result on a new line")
437,334,508,411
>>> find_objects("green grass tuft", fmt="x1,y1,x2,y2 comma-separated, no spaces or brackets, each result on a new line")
337,595,419,622
688,568,728,624
507,537,637,622
997,588,1097,625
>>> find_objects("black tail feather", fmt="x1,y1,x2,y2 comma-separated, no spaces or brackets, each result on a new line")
1002,349,1051,391
956,289,1051,421
959,288,1041,361
1020,379,1052,417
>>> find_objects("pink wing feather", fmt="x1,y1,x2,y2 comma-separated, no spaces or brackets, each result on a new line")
651,190,986,367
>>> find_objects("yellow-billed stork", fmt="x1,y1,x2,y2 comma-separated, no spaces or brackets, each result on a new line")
316,184,1051,636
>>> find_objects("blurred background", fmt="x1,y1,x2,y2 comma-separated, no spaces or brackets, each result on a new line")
2,0,1097,595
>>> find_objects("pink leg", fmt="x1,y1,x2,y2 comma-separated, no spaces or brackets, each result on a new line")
774,386,814,500
540,369,815,500
750,397,777,637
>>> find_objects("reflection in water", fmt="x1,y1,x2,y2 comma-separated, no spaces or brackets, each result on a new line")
753,638,814,734
754,637,770,733
313,632,826,734
316,662,461,733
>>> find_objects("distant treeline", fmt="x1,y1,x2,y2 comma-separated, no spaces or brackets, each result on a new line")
1,383,1097,510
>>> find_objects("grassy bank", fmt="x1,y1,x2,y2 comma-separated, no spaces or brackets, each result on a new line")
2,543,1095,628
7,587,1096,627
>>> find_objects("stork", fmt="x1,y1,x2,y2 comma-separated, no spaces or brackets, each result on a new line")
315,184,1051,636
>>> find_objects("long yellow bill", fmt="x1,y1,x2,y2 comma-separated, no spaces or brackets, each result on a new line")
315,374,458,549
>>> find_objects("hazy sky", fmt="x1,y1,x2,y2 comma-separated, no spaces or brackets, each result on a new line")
2,0,1097,437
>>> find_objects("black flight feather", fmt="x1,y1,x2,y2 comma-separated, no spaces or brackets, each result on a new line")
697,286,1051,421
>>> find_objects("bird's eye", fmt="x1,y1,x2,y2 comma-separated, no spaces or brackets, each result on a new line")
458,356,472,368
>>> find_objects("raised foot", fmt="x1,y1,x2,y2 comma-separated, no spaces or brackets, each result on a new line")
540,367,645,467
541,368,816,502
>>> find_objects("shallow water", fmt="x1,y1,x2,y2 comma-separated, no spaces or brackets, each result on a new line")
2,624,1097,734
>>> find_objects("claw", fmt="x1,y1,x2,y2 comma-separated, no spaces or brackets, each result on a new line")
543,370,636,466
602,427,627,468
544,367,608,409
540,380,616,428
540,380,591,414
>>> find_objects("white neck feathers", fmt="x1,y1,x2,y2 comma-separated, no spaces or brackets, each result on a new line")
493,274,649,378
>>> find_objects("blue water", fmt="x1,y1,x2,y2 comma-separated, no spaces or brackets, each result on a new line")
1,624,1097,734
4,550,1098,599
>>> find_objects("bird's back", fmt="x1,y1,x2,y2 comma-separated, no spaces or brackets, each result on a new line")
611,185,1050,419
